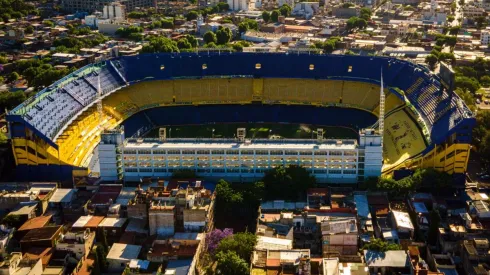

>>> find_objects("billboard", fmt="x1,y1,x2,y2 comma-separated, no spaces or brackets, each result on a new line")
439,62,455,92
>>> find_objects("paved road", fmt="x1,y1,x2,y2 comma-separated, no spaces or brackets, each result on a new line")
451,0,462,27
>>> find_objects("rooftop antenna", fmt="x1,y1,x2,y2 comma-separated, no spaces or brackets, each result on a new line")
379,68,385,149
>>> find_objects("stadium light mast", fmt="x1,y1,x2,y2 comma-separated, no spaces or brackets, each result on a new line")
379,68,385,148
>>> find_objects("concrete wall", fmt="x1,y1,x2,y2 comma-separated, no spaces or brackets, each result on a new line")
149,210,174,237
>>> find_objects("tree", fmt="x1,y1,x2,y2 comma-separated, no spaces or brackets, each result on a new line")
127,32,143,41
216,27,231,44
449,26,460,35
8,72,19,83
43,20,54,27
445,35,457,47
317,36,341,53
262,165,316,201
404,5,415,11
360,7,372,21
25,25,33,34
128,11,146,19
95,245,107,272
204,42,217,48
217,2,230,11
213,179,263,231
411,168,452,190
363,238,403,252
428,209,441,245
203,31,217,44
115,26,143,40
216,180,243,206
455,88,476,111
186,35,198,47
481,75,490,86
346,16,367,31
238,19,258,34
270,10,280,22
177,38,192,49
279,4,292,16
1,215,24,228
425,54,438,69
479,132,490,167
215,251,249,275
216,232,257,261
161,19,174,28
262,11,270,22
473,111,490,150
142,37,179,53
438,52,455,63
206,228,233,253
232,40,251,52
455,76,480,93
0,90,27,111
186,10,199,21
238,22,248,34
475,16,487,29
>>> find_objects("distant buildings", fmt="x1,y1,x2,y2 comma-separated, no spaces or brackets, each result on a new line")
481,30,490,45
62,0,155,13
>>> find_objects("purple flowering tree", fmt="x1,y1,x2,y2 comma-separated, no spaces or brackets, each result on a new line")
206,228,233,254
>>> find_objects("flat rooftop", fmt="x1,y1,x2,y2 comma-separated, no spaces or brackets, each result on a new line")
49,188,76,203
18,215,52,231
107,243,142,261
72,215,105,228
9,203,37,216
21,226,61,242
99,217,127,228
124,138,358,151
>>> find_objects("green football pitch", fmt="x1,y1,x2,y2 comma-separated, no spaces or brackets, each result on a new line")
144,123,359,140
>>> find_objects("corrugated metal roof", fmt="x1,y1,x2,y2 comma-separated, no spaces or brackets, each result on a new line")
49,188,75,203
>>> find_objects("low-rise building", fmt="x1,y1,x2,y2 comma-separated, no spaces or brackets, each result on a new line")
71,215,105,232
391,210,414,240
251,249,311,274
16,215,52,241
20,226,63,252
364,250,410,275
98,217,127,244
106,243,142,272
56,230,96,260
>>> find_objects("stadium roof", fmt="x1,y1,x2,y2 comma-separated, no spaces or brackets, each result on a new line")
124,139,358,150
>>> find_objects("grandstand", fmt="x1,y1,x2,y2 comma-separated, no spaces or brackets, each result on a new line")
7,53,475,182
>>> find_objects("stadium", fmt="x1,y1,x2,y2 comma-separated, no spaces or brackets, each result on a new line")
6,53,475,183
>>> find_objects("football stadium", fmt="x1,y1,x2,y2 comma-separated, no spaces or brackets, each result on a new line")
6,53,475,183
